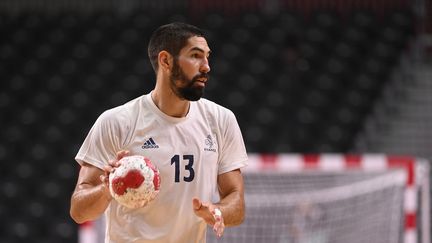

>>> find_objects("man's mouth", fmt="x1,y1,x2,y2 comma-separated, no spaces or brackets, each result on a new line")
196,77,207,83
194,75,209,86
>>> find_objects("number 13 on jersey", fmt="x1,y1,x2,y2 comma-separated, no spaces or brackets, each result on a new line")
171,154,195,183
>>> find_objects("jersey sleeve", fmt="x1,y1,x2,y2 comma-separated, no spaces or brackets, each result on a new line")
217,109,248,174
75,108,129,170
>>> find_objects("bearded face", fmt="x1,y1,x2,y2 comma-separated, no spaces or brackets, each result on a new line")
169,57,209,101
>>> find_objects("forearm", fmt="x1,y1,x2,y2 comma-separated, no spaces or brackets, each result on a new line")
216,189,245,226
70,183,112,224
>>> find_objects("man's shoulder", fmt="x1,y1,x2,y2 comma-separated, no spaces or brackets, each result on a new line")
100,94,146,122
198,97,231,113
196,97,236,121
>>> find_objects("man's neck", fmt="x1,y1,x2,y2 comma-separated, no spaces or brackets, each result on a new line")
151,85,190,118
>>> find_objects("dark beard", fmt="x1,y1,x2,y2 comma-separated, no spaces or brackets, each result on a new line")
170,59,209,101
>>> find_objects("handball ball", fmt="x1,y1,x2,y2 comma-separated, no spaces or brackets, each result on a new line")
109,155,161,209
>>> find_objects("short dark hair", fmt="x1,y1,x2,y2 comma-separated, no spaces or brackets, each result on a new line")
148,22,205,73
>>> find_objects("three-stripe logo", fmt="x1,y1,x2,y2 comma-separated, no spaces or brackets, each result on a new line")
142,138,159,149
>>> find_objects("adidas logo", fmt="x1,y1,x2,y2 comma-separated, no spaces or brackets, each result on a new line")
141,138,159,149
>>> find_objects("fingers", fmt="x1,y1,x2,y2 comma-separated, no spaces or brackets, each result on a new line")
192,198,210,220
116,150,130,160
213,209,224,238
192,198,225,237
193,198,211,212
101,150,130,182
106,150,130,171
192,197,202,210
104,164,115,173
100,169,111,187
98,174,112,201
100,174,108,183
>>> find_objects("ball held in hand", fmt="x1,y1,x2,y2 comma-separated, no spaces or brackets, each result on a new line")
109,155,161,208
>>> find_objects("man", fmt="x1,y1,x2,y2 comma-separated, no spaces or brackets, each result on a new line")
70,22,248,243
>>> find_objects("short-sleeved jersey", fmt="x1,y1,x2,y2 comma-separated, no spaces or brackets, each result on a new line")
75,92,248,243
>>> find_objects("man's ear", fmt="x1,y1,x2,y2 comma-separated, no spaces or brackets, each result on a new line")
158,51,172,71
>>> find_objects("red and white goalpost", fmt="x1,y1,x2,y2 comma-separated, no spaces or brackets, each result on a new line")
79,154,430,243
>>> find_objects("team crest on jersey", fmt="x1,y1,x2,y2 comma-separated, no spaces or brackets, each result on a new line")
204,135,216,152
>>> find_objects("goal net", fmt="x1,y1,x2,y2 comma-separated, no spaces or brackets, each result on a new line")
209,170,406,243
79,154,430,243
206,154,430,243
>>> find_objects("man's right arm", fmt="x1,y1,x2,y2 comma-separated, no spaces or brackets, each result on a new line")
70,162,112,224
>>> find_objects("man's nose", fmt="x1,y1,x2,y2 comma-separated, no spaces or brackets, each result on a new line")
200,59,210,73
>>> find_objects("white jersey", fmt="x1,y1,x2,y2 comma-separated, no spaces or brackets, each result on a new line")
75,92,248,243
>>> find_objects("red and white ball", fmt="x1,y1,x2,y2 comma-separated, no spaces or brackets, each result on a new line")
109,155,161,209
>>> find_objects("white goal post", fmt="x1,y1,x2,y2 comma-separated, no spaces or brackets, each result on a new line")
78,153,430,243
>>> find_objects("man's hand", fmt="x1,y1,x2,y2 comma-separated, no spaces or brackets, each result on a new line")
70,150,131,224
192,197,225,238
100,150,130,187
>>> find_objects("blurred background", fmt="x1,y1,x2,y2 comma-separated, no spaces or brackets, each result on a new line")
0,0,431,242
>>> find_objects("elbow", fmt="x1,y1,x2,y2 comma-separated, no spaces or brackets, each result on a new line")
239,196,246,224
70,195,88,224
237,204,246,225
70,204,86,224
232,193,246,226
230,200,246,226
71,215,86,225
70,213,86,225
230,208,245,226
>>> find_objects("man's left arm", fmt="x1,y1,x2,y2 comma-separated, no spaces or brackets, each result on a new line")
215,169,245,225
